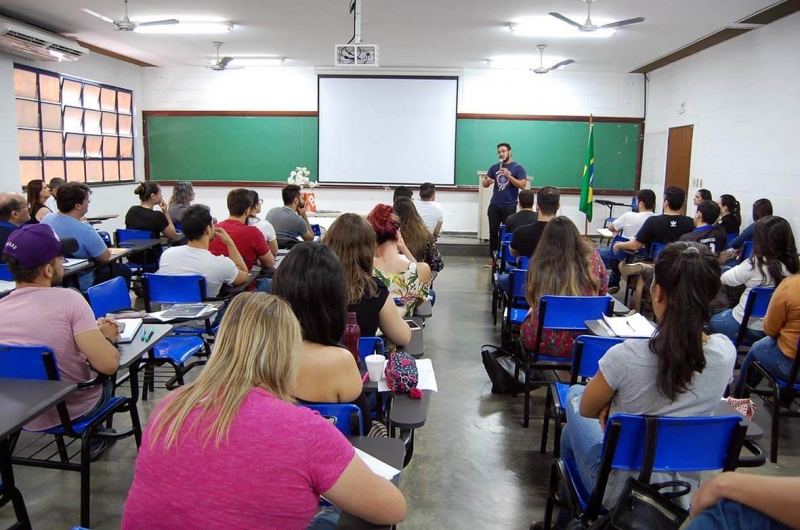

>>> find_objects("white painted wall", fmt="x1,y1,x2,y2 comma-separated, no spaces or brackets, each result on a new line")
641,12,800,242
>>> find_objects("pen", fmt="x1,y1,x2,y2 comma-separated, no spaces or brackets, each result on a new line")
145,327,155,342
362,372,369,384
140,328,147,341
626,320,636,334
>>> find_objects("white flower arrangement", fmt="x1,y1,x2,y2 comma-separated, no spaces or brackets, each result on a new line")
288,166,316,188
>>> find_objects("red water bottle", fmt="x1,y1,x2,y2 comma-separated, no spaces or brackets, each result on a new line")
343,312,361,366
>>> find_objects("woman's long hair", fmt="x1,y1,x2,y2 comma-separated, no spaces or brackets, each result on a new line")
27,180,45,212
393,197,433,259
323,213,379,305
650,242,721,401
149,293,301,449
169,181,194,206
366,204,400,245
719,194,741,226
525,217,600,307
750,216,800,287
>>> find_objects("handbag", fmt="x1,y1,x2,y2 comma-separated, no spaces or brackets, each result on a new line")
425,241,444,272
384,352,421,398
480,344,524,394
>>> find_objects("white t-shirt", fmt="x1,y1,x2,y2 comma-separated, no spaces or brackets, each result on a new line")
611,211,654,239
159,245,238,297
44,195,57,214
414,200,443,235
721,260,790,329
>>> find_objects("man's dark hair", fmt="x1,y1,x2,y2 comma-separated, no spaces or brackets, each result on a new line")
696,200,721,225
282,185,302,206
181,204,214,241
56,183,91,213
518,189,534,209
227,188,254,217
393,186,413,203
0,194,24,221
536,186,560,216
497,142,511,151
663,186,686,211
2,255,50,284
48,177,65,192
636,189,656,211
419,182,436,200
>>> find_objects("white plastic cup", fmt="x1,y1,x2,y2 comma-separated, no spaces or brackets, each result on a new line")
365,354,385,383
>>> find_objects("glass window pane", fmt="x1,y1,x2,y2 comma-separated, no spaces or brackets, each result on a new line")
118,114,132,136
39,75,60,103
86,160,103,183
15,99,39,128
19,161,42,185
44,160,66,180
103,161,120,182
84,110,101,135
117,92,132,114
102,136,118,158
83,85,101,110
13,69,37,99
65,134,84,157
119,138,133,158
18,130,41,156
43,132,64,158
120,160,134,181
41,103,62,130
63,80,82,107
86,136,102,158
64,107,83,133
100,88,117,111
101,112,117,135
67,160,85,182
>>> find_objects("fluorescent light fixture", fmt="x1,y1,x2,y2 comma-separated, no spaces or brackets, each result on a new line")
508,17,616,38
487,55,567,69
207,57,286,66
135,21,233,34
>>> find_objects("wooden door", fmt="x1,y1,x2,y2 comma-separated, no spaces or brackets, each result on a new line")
664,125,693,214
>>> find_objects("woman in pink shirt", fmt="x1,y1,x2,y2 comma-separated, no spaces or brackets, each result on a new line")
122,293,406,530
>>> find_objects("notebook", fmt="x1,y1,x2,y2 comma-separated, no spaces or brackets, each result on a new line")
117,318,143,343
601,313,656,338
161,304,214,319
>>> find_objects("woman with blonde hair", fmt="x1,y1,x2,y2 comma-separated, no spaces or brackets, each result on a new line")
323,213,411,347
168,181,195,223
122,292,406,529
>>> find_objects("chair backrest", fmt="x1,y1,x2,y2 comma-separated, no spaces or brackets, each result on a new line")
142,273,207,312
508,268,528,308
649,242,666,260
726,233,737,247
539,295,614,331
498,223,506,243
501,240,517,270
0,262,12,281
734,286,776,347
97,230,112,248
87,277,131,319
311,224,322,237
0,344,59,381
300,403,364,436
358,337,385,364
116,228,155,246
570,335,626,383
741,241,753,260
517,256,530,271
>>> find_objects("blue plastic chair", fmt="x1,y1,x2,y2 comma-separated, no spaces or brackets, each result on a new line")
299,403,364,436
740,240,753,260
515,295,615,428
115,229,159,274
0,262,12,281
540,335,625,455
142,272,221,332
544,414,747,527
726,233,737,247
87,277,205,399
500,267,529,343
96,230,112,248
358,337,385,365
733,286,775,351
649,241,666,260
0,345,142,528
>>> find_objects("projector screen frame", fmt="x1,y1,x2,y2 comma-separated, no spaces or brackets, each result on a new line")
317,74,460,186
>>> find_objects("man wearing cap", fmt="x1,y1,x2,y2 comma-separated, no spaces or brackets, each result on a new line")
0,192,31,248
0,224,122,431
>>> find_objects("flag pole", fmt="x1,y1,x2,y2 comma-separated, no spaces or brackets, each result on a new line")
583,115,593,237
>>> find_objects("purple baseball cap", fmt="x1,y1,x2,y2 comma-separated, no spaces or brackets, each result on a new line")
3,224,79,268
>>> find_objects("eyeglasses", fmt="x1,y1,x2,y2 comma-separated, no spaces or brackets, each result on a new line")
14,203,31,211
497,148,509,154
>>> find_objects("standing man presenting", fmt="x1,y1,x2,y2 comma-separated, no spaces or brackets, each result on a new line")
482,143,528,268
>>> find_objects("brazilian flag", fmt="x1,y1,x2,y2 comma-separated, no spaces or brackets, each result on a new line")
579,124,594,222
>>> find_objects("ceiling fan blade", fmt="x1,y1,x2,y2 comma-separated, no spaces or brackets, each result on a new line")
600,17,645,29
81,8,116,25
548,59,575,72
218,56,234,68
549,12,583,28
137,19,180,27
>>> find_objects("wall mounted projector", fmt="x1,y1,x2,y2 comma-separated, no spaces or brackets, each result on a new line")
334,43,378,66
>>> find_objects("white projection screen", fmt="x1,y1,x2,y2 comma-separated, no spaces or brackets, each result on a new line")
318,76,458,185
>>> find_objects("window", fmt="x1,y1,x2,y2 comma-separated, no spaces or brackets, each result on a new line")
13,65,135,186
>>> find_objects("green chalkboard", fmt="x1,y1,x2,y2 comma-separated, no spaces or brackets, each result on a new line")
456,119,640,190
146,115,318,182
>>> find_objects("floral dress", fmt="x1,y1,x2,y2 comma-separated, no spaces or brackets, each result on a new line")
374,262,430,318
520,249,608,358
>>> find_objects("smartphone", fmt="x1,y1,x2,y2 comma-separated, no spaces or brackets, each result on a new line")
405,319,422,331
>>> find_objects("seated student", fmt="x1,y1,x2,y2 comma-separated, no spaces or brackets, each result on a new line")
44,177,64,214
208,188,273,292
520,216,607,358
121,293,407,530
533,243,735,530
709,216,798,342
414,182,444,237
0,224,121,431
733,271,800,398
392,185,413,203
125,182,180,267
158,205,249,297
41,183,132,292
723,198,772,263
367,204,432,318
717,193,742,235
510,185,559,260
247,190,279,258
272,242,378,436
602,189,656,293
167,181,194,224
504,189,538,235
27,180,52,223
0,192,31,247
693,188,712,206
323,213,411,348
265,184,314,249
687,473,800,530
393,197,435,264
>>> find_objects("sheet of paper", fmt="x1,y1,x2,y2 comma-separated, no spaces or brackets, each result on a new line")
0,280,15,293
148,305,217,322
354,448,401,480
377,358,438,393
63,258,89,268
601,313,656,338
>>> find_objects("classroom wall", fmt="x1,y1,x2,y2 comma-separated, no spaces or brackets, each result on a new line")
641,12,800,242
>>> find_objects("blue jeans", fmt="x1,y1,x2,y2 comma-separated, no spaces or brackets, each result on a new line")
307,506,341,530
708,309,765,343
256,278,272,293
597,246,612,268
687,499,790,530
734,336,796,398
560,385,604,495
73,377,114,423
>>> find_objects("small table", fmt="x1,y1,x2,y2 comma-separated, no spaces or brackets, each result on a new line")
116,324,172,403
402,328,424,359
219,270,260,297
86,214,118,225
413,300,433,319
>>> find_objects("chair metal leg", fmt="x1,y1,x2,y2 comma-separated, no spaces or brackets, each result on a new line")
523,356,531,428
79,434,91,528
54,435,69,462
540,387,552,453
543,460,558,529
771,385,781,464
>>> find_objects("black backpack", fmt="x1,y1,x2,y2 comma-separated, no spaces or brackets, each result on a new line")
480,344,524,394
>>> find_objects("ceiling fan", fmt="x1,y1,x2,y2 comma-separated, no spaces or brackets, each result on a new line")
549,0,644,32
207,42,242,71
532,45,574,74
82,0,178,32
